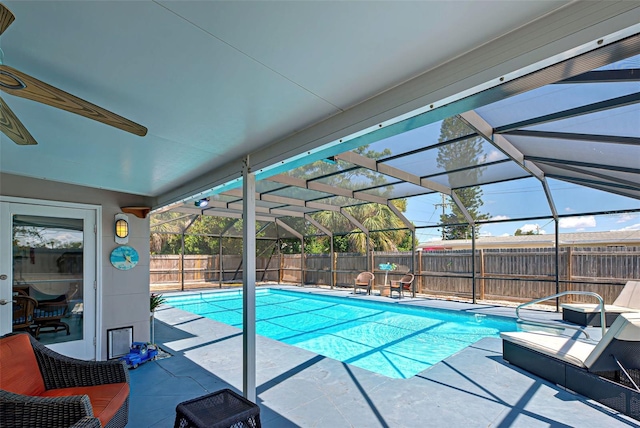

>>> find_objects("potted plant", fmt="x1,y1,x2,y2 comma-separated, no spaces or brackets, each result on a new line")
150,293,166,313
150,293,166,346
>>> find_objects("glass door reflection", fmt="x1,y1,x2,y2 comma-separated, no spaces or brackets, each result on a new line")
12,215,83,345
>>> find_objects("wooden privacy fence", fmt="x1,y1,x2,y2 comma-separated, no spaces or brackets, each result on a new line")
151,246,640,303
150,254,279,288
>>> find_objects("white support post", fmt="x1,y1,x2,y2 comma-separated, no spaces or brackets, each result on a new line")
242,157,257,402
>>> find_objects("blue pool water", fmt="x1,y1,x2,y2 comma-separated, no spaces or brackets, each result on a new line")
164,289,519,379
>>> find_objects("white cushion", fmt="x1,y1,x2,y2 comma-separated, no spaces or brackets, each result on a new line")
584,312,640,367
560,281,640,313
501,331,594,367
613,281,640,309
614,312,640,341
560,303,638,314
502,313,640,370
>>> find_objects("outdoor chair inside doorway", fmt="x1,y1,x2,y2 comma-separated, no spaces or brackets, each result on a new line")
12,295,38,334
33,294,70,339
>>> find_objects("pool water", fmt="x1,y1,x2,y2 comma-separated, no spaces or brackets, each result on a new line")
165,289,519,379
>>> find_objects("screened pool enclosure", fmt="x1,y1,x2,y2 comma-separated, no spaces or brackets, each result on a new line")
152,34,640,307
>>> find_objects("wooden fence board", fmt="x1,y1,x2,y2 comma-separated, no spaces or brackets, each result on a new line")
150,247,640,301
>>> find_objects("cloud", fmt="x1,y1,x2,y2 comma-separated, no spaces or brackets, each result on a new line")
559,216,596,229
519,223,547,234
616,213,638,224
564,207,573,212
615,223,640,232
486,150,503,162
491,215,510,221
500,233,510,237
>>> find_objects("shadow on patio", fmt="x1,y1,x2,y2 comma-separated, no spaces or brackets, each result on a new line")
128,319,302,427
128,299,640,427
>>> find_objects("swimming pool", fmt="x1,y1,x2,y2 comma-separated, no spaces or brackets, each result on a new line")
164,289,519,379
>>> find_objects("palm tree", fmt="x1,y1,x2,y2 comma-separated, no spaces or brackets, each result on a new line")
150,212,191,254
284,144,413,253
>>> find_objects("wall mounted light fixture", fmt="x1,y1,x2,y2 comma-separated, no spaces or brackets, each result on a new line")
115,213,129,244
195,198,209,208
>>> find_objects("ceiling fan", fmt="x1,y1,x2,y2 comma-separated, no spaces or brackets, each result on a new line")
0,3,147,145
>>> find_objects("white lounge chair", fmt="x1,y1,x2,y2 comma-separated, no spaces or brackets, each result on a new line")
561,280,640,327
501,312,640,421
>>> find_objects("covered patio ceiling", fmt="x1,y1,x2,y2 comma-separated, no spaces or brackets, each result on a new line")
2,2,639,218
163,33,640,239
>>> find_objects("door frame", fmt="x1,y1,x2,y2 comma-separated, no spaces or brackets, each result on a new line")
0,196,102,360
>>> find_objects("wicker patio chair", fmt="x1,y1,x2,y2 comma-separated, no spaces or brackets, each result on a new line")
389,273,415,299
33,294,71,339
12,294,38,333
0,332,130,428
354,272,375,295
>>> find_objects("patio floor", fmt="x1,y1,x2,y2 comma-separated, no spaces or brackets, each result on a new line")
128,286,640,427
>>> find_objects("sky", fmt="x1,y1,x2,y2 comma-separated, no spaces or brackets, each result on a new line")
405,180,640,244
358,125,640,244
353,53,640,245
335,124,640,245
401,168,640,244
275,51,640,246
357,111,639,245
411,210,640,245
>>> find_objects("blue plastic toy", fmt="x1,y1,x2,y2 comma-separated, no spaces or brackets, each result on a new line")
120,342,158,369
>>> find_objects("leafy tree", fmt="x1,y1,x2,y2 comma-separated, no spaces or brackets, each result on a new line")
151,213,241,255
396,227,415,251
150,212,189,254
13,225,82,249
303,237,331,254
332,235,351,253
436,116,490,239
151,213,278,256
183,222,220,255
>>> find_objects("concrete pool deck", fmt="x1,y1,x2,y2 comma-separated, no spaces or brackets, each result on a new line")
128,286,639,427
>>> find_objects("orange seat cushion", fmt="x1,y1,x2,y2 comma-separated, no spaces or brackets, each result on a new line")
42,383,129,426
0,334,45,396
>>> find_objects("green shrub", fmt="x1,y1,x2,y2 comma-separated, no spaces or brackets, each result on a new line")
150,293,167,312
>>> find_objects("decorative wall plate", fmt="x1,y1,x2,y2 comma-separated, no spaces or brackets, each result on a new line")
110,245,139,270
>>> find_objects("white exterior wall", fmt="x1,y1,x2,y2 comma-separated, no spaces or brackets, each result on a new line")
0,172,152,360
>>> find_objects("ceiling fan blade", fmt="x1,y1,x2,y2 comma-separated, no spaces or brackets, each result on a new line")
0,4,15,35
0,96,37,145
0,65,147,136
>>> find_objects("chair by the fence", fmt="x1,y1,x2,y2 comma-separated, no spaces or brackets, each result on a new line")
354,272,375,295
389,274,415,299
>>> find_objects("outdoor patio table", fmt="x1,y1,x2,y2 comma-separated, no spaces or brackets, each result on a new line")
174,389,261,428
